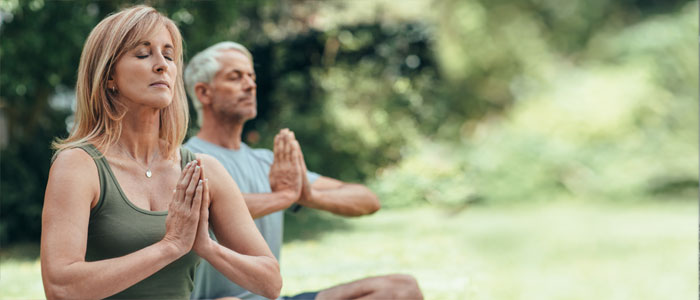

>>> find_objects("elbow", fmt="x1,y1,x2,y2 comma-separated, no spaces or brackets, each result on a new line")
262,273,282,299
42,279,71,300
364,193,381,215
42,267,67,300
345,194,380,217
42,264,84,300
263,281,282,300
258,259,282,300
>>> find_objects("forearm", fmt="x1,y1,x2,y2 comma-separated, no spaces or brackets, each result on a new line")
42,240,181,300
199,242,281,300
244,192,296,219
300,184,380,216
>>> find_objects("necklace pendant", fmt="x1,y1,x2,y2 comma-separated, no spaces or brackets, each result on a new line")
145,169,152,178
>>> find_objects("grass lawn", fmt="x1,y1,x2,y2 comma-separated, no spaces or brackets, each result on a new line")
1,201,696,299
280,201,697,300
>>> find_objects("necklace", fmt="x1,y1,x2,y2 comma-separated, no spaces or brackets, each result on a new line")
118,142,159,178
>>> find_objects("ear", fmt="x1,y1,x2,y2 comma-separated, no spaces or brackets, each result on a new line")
107,74,116,90
194,82,212,106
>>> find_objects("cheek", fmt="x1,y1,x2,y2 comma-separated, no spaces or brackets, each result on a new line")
168,62,178,76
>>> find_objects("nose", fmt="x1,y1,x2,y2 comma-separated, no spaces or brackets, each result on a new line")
153,53,169,74
243,74,256,90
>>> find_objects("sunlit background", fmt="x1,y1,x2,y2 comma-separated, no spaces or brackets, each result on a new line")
1,0,697,299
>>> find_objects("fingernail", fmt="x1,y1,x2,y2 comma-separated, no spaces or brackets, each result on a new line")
196,165,200,170
205,178,209,183
199,179,202,184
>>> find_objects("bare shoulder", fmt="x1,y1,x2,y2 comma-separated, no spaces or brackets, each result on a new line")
47,147,100,206
195,153,241,198
51,147,98,174
195,153,226,173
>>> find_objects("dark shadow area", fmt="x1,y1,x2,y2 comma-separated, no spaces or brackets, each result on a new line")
283,208,351,243
647,176,699,200
0,242,40,262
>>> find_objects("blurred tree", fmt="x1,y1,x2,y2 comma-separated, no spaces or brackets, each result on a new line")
0,0,259,244
0,0,695,243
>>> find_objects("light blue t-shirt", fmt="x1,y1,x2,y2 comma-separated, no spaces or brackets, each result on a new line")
185,136,320,300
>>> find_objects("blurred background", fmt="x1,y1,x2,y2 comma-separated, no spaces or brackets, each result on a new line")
0,0,697,299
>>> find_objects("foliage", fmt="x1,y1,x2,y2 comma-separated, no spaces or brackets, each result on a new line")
369,0,698,207
1,0,696,243
0,0,260,243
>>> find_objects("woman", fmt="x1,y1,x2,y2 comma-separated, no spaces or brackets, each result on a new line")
40,5,281,299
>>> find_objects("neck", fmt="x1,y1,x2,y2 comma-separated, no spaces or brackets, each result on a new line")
196,110,245,150
117,105,162,163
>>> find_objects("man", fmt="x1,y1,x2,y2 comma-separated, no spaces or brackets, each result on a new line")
184,41,423,300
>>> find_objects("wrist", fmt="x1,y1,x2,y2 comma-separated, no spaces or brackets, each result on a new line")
273,190,298,206
159,238,186,260
298,188,318,208
195,239,217,260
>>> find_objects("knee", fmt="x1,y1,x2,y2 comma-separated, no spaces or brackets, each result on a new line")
385,274,423,299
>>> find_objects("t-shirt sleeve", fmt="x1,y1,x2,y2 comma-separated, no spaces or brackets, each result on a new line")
252,148,322,184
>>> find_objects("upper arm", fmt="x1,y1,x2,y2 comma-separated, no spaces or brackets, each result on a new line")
198,154,274,258
41,148,100,275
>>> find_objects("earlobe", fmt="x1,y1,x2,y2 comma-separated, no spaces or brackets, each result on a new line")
106,76,117,93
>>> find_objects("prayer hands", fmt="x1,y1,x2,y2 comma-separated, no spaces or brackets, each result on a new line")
162,158,213,256
192,160,213,256
163,160,204,255
269,129,311,205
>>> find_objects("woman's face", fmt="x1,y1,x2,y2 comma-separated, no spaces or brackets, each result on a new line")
111,24,177,110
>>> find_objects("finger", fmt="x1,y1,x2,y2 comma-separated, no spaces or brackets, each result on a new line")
273,133,282,162
289,130,296,141
192,179,203,212
179,161,196,187
196,158,206,181
284,132,294,162
290,139,301,164
185,163,201,208
201,178,211,216
174,161,194,206
280,133,290,162
196,180,209,236
292,140,305,171
293,140,309,172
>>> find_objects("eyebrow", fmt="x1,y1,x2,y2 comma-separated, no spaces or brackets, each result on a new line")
226,68,256,76
137,41,174,50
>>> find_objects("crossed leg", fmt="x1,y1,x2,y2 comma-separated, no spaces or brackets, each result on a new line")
315,274,423,300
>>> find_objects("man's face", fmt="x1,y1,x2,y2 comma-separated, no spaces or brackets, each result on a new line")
208,49,257,122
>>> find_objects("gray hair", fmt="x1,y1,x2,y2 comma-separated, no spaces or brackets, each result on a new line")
184,41,253,125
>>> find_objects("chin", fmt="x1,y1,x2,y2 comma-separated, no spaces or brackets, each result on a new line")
149,96,174,109
245,109,257,120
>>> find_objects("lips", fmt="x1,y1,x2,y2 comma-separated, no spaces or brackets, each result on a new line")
238,97,255,104
150,80,170,89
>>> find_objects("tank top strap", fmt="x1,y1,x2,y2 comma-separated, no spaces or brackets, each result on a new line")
179,146,197,168
73,143,113,214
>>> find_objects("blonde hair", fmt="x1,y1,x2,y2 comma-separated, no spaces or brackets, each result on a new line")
53,5,188,159
184,41,253,126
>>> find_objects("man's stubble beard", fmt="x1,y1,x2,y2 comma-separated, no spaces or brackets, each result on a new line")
212,104,256,125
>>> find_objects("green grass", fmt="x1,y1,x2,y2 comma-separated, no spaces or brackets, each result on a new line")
1,201,696,300
280,201,697,299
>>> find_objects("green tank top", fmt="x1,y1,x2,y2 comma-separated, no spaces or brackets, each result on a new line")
79,144,200,299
